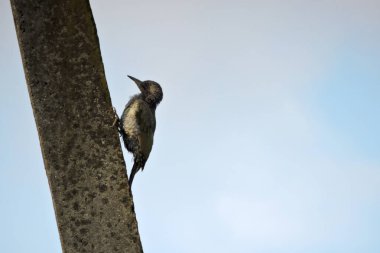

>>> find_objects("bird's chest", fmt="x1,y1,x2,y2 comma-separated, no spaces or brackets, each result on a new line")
121,101,156,135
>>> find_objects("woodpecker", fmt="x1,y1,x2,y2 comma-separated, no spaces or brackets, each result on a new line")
116,75,163,187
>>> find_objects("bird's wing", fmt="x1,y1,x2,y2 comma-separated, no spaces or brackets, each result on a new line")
134,101,155,164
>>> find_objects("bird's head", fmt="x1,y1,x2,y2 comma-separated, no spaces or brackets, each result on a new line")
128,75,163,108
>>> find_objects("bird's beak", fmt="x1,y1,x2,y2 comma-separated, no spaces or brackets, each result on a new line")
128,75,144,92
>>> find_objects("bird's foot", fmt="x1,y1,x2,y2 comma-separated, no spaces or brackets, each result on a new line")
111,107,120,128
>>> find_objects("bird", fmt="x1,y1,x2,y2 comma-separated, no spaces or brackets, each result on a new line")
115,75,163,187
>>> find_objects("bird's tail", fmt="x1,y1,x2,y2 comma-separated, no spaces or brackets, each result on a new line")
129,162,140,187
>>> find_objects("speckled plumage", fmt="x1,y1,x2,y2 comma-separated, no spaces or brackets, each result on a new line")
119,76,163,186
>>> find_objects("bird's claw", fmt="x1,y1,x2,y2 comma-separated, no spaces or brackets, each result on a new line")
112,118,118,127
111,107,120,128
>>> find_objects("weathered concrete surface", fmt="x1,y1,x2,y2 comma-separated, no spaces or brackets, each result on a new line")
10,0,143,252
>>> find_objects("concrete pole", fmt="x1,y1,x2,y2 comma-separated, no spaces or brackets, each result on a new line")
10,0,143,252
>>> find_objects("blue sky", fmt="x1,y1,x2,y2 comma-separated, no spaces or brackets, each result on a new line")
1,0,379,252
